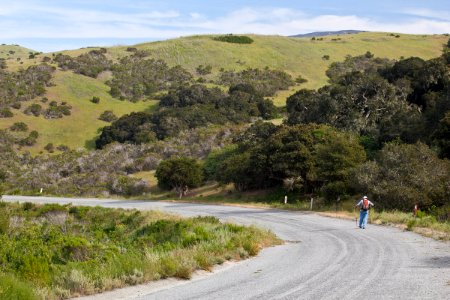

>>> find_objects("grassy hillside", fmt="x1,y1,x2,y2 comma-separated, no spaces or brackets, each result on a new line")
0,71,156,154
0,44,35,60
61,32,448,89
1,32,447,153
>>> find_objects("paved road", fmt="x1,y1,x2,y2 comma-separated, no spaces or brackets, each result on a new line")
3,196,450,299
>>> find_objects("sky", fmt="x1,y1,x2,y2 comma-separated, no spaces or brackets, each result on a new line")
0,0,449,52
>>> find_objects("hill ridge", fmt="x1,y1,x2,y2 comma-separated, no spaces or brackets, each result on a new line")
290,30,365,38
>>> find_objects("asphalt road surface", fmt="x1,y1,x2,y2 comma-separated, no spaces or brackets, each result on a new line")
3,196,450,299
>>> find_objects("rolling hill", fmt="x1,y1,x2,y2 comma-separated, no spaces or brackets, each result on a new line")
0,44,36,60
0,32,448,153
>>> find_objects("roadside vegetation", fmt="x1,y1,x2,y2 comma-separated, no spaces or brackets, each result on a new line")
0,202,280,299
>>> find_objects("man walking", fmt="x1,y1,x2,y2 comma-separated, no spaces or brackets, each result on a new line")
356,196,374,229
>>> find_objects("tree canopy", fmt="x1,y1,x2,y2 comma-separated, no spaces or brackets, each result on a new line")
155,157,204,198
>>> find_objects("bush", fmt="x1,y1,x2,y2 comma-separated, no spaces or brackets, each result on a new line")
196,65,212,75
0,108,13,118
56,144,69,152
218,68,294,96
11,102,21,109
295,75,308,84
91,96,100,104
0,64,54,109
98,110,118,122
107,56,192,101
213,35,254,44
43,103,72,119
44,143,54,153
95,112,155,148
53,50,111,78
10,122,28,132
18,130,39,146
108,176,150,196
24,104,42,117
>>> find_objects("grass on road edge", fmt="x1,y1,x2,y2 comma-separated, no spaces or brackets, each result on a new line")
0,202,281,299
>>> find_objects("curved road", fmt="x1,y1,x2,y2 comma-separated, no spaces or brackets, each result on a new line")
3,196,450,299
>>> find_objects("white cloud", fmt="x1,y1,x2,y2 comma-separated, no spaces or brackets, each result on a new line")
0,5,449,40
403,8,450,21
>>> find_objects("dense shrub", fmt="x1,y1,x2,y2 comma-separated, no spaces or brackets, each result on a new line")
218,68,294,96
57,144,70,152
98,110,118,122
196,64,212,75
0,107,13,118
108,176,150,196
96,112,155,149
91,96,100,104
24,103,42,117
11,102,21,109
213,35,254,44
18,130,39,146
53,50,111,78
295,75,308,84
43,103,72,119
44,143,54,153
108,56,192,101
0,58,6,69
0,64,54,109
159,84,225,108
10,122,28,132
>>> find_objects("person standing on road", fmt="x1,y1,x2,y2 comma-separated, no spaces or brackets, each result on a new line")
356,196,374,229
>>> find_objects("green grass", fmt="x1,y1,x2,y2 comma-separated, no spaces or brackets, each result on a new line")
0,71,157,154
0,44,35,60
0,202,280,299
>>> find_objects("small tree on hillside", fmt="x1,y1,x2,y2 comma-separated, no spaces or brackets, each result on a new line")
155,157,204,198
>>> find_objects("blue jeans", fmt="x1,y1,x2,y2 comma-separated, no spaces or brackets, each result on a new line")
359,210,369,228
